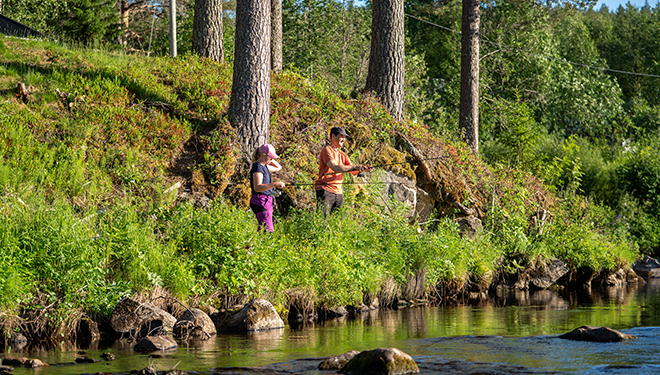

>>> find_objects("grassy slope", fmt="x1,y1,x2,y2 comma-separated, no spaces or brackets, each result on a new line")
0,37,638,339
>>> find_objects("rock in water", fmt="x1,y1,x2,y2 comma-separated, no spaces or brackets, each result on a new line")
221,299,284,332
319,350,360,370
110,297,177,337
173,308,216,340
559,326,636,342
134,336,178,352
339,347,419,375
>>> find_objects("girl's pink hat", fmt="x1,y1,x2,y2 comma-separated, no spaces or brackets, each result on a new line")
259,144,279,159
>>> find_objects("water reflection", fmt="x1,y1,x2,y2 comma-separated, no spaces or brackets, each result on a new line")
2,280,660,374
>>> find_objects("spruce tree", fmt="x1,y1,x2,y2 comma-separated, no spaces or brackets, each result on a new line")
59,0,120,45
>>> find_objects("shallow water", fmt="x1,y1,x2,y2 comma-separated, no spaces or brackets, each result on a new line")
3,279,660,374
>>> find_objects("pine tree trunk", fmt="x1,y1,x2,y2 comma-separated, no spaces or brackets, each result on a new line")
459,0,480,153
119,0,129,46
364,0,405,122
193,0,224,62
271,0,283,71
229,0,271,158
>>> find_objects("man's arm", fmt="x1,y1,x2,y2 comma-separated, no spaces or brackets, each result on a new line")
326,160,373,175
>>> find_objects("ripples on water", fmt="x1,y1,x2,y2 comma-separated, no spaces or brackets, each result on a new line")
2,280,660,374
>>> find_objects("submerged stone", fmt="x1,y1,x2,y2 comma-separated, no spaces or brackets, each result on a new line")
101,352,116,361
559,326,636,342
24,359,48,368
339,347,419,375
134,336,178,352
1,358,26,367
75,356,99,363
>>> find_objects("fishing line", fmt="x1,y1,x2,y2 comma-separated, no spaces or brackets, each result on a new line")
321,155,453,176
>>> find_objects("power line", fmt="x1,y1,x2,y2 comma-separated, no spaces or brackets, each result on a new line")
405,12,660,79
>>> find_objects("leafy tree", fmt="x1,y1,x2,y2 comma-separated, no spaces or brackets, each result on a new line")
282,0,371,95
542,8,628,142
599,4,660,106
615,141,660,252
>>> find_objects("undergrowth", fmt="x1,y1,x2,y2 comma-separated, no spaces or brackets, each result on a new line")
0,37,639,339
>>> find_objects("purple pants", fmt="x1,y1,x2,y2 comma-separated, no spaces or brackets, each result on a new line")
249,194,274,232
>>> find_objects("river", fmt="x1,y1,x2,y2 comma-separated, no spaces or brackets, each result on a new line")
2,279,660,374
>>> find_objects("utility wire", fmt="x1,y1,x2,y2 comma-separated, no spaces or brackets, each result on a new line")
405,12,660,79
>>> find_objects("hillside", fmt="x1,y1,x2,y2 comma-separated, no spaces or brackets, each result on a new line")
0,36,639,340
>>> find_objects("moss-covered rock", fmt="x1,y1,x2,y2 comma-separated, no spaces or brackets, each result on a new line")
221,299,285,332
339,347,419,375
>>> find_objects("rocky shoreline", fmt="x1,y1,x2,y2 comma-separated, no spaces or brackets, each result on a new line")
1,256,659,375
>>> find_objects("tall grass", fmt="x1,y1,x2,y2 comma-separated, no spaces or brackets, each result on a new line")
0,38,641,338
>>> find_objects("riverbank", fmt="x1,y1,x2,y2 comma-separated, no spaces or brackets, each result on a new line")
3,281,660,374
0,37,641,346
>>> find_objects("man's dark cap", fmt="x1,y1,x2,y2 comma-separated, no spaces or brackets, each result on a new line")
330,127,348,136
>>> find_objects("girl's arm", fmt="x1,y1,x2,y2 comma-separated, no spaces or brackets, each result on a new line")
267,159,282,173
253,172,285,192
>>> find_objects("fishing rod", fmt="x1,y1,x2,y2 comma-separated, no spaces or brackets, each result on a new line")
285,180,409,187
321,156,453,176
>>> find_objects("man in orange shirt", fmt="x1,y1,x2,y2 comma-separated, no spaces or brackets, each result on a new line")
315,127,373,215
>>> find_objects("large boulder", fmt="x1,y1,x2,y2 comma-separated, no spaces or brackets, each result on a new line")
529,258,568,289
339,348,419,375
559,326,636,342
221,299,285,332
173,308,217,340
319,350,360,370
376,171,434,222
633,255,660,278
110,297,177,337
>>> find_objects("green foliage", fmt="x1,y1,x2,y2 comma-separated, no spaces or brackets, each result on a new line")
627,98,660,138
548,196,638,270
482,96,544,173
615,141,660,252
538,135,618,203
586,4,660,106
0,37,642,336
282,0,371,96
1,0,69,36
57,0,120,45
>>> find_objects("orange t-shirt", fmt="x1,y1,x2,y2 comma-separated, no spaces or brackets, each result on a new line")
314,145,357,194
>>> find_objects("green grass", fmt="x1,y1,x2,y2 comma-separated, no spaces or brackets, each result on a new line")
0,36,640,338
